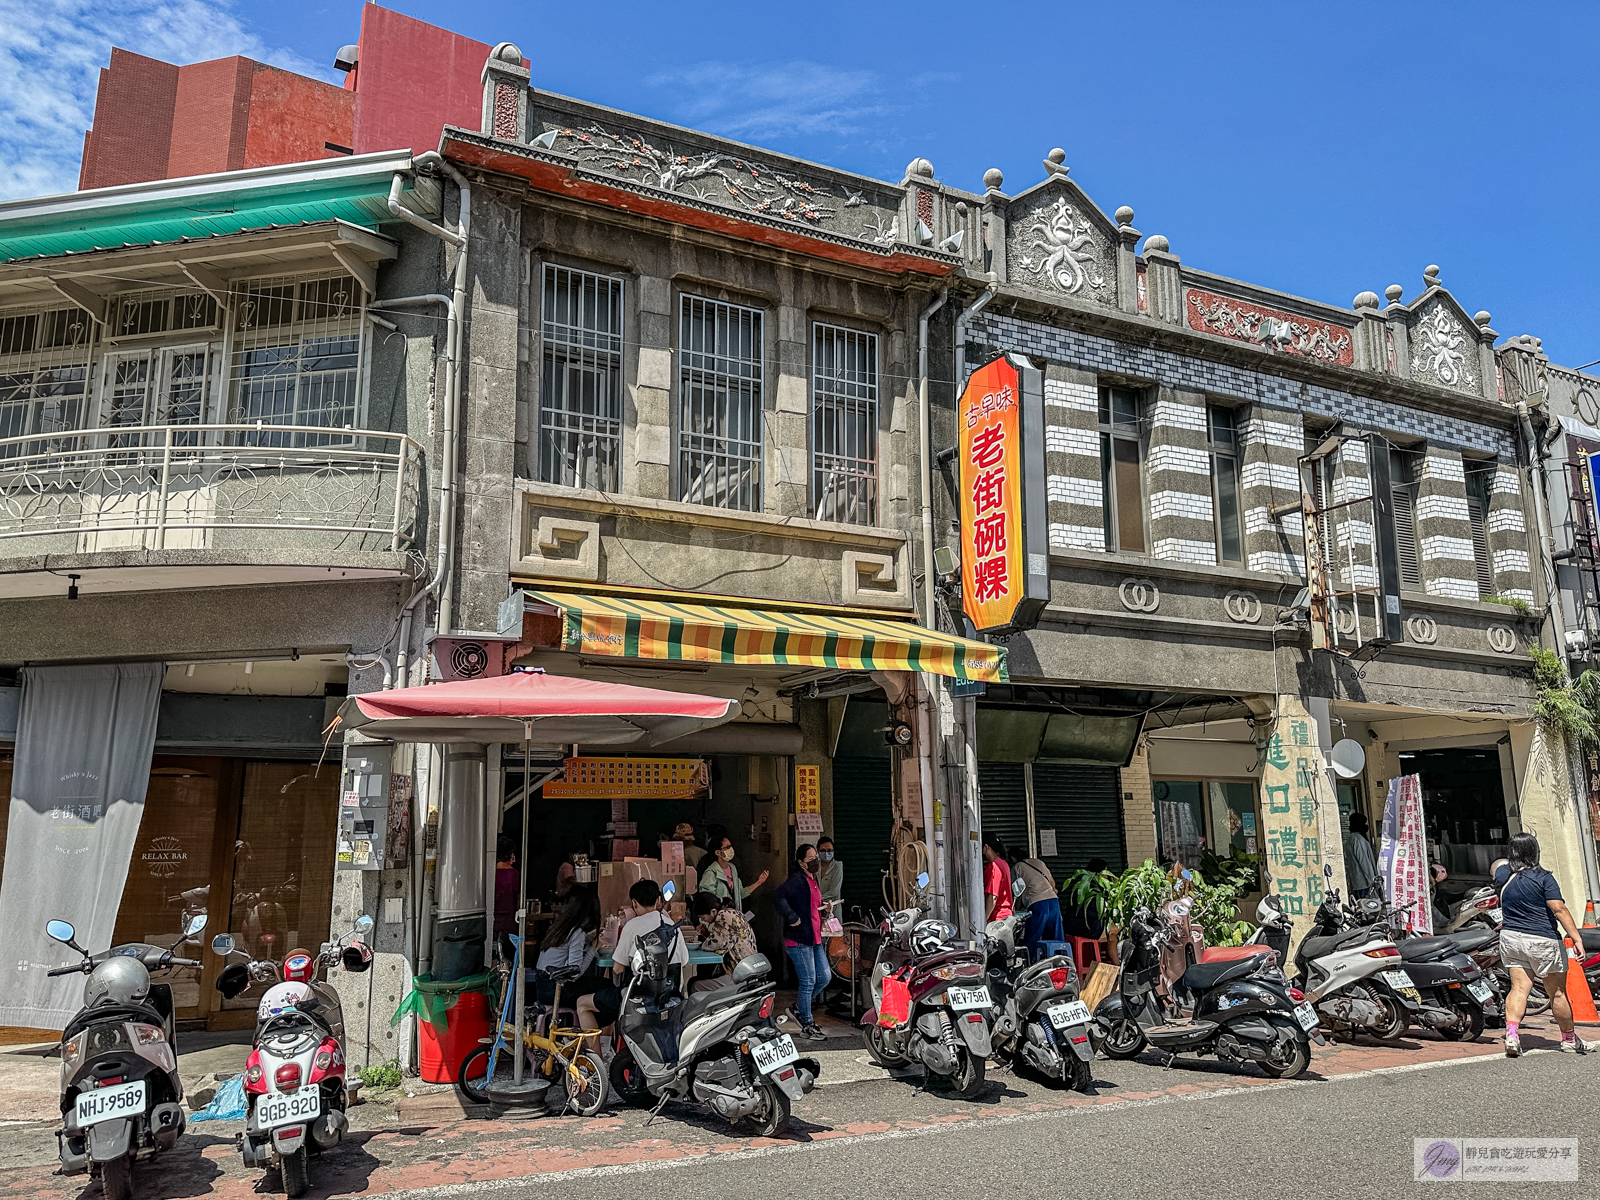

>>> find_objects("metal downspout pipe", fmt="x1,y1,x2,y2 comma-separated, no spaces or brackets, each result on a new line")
916,289,949,916
1518,401,1600,905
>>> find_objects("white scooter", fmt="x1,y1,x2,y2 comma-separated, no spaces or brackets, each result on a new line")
212,916,373,1197
1292,884,1422,1040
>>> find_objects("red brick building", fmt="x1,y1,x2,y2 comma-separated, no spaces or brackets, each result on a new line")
78,6,497,190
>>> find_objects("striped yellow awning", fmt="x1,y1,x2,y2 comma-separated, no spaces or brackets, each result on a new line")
519,588,1008,683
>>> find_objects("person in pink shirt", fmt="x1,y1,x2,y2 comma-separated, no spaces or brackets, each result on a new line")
983,834,1015,930
774,844,829,1040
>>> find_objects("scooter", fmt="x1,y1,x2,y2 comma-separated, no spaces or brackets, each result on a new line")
860,873,996,1099
47,913,208,1200
1095,899,1314,1079
1294,885,1422,1041
984,907,1095,1091
609,882,819,1136
1440,886,1503,934
213,916,374,1198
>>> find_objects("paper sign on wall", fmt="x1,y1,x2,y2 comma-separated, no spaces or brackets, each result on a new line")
1038,829,1057,857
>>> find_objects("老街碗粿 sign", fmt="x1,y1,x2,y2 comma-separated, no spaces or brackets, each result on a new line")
957,352,1048,634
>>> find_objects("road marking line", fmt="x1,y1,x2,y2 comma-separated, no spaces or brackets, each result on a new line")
380,1046,1536,1193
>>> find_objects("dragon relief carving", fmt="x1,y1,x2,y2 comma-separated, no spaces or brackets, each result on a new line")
1411,306,1478,390
549,124,897,238
1185,290,1354,365
1015,198,1108,297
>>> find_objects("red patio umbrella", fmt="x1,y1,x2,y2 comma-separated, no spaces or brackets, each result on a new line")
335,669,738,747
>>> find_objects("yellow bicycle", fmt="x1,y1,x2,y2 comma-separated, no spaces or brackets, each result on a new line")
457,965,608,1116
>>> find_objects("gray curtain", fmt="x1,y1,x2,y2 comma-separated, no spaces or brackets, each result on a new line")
0,663,163,1028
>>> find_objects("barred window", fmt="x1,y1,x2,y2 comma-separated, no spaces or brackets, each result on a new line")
0,305,94,457
811,323,878,525
1465,463,1495,598
1208,404,1242,564
540,265,623,490
98,345,217,450
679,296,763,511
230,274,363,446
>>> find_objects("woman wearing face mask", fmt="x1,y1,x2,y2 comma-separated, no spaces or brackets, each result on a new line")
696,835,769,911
816,836,843,908
774,843,829,1040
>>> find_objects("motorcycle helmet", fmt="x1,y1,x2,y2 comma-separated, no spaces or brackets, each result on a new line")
1354,896,1385,923
341,941,374,972
83,957,151,1008
911,919,956,956
282,949,315,983
258,981,313,1021
1255,895,1291,930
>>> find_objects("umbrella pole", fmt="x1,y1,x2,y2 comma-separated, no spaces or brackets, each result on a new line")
513,739,531,1085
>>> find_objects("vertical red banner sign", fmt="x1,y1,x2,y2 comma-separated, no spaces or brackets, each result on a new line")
959,356,1026,632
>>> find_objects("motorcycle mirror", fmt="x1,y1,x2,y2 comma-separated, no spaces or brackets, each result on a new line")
1324,863,1333,877
211,934,236,955
662,881,675,901
185,912,208,937
355,914,374,934
45,919,77,947
916,872,929,890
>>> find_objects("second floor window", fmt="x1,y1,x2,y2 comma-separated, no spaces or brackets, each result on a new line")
680,296,763,511
231,273,363,447
1099,385,1144,553
1389,447,1420,586
811,323,878,525
1209,404,1242,564
1465,462,1496,598
540,264,623,491
0,306,93,454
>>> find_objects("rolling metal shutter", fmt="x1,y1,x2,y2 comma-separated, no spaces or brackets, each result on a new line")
828,756,893,920
1030,764,1126,876
976,762,1030,860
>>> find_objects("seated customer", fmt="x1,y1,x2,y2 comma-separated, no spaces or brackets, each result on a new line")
532,888,600,1008
577,879,689,1043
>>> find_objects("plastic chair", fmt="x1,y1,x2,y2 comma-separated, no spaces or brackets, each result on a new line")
1068,936,1103,977
1037,939,1071,965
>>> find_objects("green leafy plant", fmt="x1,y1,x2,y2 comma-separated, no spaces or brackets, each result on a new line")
1062,859,1168,928
358,1058,403,1092
1531,647,1600,747
1486,593,1534,617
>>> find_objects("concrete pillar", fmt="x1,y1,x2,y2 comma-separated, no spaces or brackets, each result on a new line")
1323,438,1375,615
1119,743,1157,866
1142,238,1182,326
480,43,529,141
770,298,809,518
1259,695,1345,945
1146,387,1215,564
1384,286,1411,380
1415,446,1478,602
980,173,1008,281
1352,292,1387,373
1487,462,1534,603
1509,721,1591,909
630,274,673,500
1042,364,1105,552
1239,402,1305,576
1114,208,1140,316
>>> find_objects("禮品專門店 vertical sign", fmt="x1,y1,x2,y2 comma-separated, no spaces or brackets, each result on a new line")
957,352,1048,633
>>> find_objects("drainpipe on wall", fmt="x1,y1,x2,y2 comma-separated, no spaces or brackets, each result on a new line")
916,289,948,917
1518,400,1600,905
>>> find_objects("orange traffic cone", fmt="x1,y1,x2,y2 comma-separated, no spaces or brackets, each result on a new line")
1583,901,1597,929
1563,938,1600,1026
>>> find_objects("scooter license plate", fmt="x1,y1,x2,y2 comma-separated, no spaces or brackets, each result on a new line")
1488,909,1502,925
1047,1000,1093,1030
750,1034,799,1075
946,985,991,1010
1467,980,1493,1003
1381,969,1415,990
1293,1002,1320,1032
75,1080,145,1127
258,1090,320,1130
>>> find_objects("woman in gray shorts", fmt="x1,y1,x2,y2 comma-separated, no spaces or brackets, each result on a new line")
1494,832,1594,1056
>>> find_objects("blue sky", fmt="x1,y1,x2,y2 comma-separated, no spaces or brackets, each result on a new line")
4,1,1599,365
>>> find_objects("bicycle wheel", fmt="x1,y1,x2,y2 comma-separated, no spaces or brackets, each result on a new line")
564,1051,608,1116
458,1043,528,1104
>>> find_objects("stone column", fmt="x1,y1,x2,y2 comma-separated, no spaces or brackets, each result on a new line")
1142,238,1183,326
1488,462,1535,603
629,275,673,500
1240,402,1305,576
1473,311,1500,403
769,298,809,518
1384,285,1411,379
1510,721,1591,911
479,43,529,141
1042,364,1105,552
1352,292,1387,373
1146,387,1215,564
981,170,1007,281
1119,742,1157,866
1114,208,1140,316
1415,446,1478,601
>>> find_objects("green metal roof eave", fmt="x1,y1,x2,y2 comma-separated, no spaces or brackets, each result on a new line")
0,187,400,264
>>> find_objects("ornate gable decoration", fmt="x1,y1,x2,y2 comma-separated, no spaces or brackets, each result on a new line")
1186,289,1354,365
1005,179,1117,307
535,119,903,248
1408,293,1479,394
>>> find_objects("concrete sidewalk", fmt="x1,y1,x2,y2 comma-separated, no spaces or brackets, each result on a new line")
1,1011,1583,1197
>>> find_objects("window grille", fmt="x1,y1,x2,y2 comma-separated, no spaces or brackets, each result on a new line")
1208,404,1241,564
1389,448,1420,586
1098,385,1144,553
539,265,623,490
811,323,878,525
109,290,219,340
679,296,763,511
1465,464,1495,598
229,273,363,446
0,304,94,457
99,339,217,451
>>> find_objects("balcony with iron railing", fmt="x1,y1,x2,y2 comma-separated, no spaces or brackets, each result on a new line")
0,422,424,596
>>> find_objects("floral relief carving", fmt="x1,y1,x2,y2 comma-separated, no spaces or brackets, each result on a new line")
1185,290,1354,365
545,123,900,245
1014,198,1111,299
1411,304,1478,392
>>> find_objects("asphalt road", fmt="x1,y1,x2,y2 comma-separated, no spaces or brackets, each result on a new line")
384,1049,1600,1200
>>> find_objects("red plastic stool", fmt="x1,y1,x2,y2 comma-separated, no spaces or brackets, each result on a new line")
1069,936,1103,977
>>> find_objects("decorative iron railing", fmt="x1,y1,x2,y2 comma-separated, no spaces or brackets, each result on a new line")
0,423,424,555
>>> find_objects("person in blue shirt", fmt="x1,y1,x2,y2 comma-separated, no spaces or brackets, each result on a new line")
1495,832,1594,1056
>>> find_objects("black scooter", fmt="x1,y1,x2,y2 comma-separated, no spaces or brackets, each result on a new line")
985,909,1095,1091
1095,901,1315,1079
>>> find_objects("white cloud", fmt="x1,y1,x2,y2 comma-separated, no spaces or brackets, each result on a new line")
644,60,889,142
0,0,333,201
